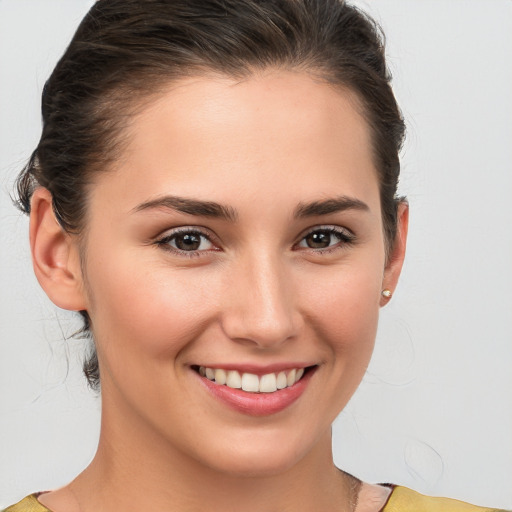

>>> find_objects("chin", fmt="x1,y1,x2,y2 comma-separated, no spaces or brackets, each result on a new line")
189,426,325,479
204,449,305,479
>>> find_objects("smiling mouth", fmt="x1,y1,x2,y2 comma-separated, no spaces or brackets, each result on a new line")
193,366,312,393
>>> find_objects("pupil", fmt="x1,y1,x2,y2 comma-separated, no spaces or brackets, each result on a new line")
307,231,331,248
176,233,200,251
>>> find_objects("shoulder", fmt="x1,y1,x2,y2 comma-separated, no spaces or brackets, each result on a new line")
383,486,510,512
1,494,50,512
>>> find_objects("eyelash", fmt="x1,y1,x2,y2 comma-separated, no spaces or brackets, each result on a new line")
155,225,355,258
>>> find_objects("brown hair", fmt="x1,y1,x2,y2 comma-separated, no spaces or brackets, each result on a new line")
16,0,405,390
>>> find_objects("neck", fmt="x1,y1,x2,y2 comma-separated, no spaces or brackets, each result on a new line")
63,395,359,512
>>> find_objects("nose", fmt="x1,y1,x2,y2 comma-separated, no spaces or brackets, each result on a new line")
220,252,302,349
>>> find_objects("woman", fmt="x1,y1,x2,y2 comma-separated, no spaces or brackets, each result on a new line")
1,0,509,511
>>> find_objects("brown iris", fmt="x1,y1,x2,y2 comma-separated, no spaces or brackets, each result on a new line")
174,233,202,251
304,231,335,249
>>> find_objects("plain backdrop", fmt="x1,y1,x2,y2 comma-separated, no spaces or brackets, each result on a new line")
1,0,511,509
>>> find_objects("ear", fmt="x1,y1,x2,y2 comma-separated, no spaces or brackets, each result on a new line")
380,201,409,307
30,188,87,311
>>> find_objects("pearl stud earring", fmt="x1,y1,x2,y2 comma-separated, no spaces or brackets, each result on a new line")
381,289,392,299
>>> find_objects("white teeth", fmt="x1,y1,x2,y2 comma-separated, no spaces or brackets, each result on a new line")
226,370,242,389
214,369,227,385
276,371,287,389
287,369,296,387
259,373,277,393
198,366,308,393
241,373,260,392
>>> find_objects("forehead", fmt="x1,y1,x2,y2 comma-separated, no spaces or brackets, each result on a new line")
92,70,379,215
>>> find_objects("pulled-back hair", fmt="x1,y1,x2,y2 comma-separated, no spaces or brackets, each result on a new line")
16,0,405,390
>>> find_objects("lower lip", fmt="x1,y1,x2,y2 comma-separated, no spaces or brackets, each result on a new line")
197,368,315,416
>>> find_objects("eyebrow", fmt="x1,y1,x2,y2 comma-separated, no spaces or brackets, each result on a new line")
294,196,370,218
132,194,369,222
133,195,238,222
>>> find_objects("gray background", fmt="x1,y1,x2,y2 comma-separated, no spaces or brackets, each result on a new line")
1,0,511,509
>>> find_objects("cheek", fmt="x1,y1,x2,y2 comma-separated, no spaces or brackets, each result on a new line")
83,251,217,362
301,261,382,333
298,259,382,373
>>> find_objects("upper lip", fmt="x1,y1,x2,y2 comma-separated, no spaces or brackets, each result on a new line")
192,363,316,375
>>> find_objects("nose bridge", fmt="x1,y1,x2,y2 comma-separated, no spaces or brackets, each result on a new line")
222,248,299,348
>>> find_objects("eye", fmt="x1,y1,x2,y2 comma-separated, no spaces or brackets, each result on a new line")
296,227,354,251
157,229,216,254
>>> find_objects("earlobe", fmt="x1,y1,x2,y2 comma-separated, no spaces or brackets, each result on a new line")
380,201,409,307
30,188,87,311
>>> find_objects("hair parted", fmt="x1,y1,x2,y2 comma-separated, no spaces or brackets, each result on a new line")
16,0,405,390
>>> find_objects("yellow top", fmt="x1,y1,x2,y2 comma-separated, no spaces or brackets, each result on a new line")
2,495,47,512
2,487,509,511
382,486,507,512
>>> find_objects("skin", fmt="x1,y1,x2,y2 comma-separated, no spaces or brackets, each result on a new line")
30,70,407,512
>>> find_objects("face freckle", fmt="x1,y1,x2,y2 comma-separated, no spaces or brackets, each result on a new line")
79,70,390,476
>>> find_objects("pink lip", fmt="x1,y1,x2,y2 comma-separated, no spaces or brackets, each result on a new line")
195,366,316,416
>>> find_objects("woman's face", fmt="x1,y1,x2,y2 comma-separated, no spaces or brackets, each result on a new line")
72,71,405,475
